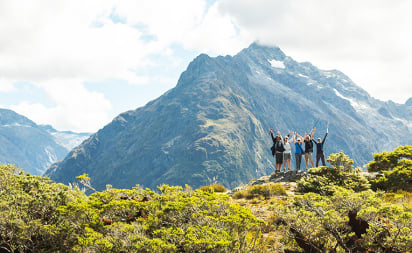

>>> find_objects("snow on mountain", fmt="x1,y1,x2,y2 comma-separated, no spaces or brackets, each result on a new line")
40,125,90,151
269,59,285,69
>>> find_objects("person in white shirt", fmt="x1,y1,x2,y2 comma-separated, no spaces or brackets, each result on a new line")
283,132,293,171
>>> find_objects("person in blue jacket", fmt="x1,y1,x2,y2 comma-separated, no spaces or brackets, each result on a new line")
293,132,304,170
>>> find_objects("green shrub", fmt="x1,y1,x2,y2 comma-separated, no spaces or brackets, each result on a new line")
367,146,412,192
232,189,251,199
367,145,412,172
232,183,286,200
199,183,227,193
272,187,412,252
0,166,264,252
296,152,370,195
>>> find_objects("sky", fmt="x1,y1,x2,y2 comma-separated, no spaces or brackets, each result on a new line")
0,0,411,133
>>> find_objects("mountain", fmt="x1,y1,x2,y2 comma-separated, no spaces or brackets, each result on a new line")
0,109,90,175
40,125,91,150
45,42,412,190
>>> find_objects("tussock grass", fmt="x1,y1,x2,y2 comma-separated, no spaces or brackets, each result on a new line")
232,183,286,200
199,184,227,193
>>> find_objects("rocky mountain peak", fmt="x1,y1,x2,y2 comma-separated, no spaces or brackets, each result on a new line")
45,43,411,191
244,42,286,60
0,108,36,127
405,97,412,106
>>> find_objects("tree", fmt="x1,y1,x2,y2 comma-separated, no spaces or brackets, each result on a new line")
272,187,412,252
367,145,412,192
367,145,412,172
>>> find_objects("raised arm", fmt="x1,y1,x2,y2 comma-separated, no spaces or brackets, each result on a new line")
310,127,316,140
287,130,293,143
322,129,328,144
270,129,275,143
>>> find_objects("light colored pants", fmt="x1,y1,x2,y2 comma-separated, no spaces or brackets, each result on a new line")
304,152,313,163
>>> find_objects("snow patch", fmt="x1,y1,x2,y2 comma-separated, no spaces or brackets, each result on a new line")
268,59,285,69
44,146,57,164
1,123,31,128
323,71,335,78
51,132,90,150
333,89,371,111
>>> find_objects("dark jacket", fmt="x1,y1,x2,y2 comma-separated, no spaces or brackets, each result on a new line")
270,132,285,155
312,132,328,154
304,138,314,153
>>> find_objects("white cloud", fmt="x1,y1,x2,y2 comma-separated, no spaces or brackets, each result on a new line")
1,0,411,133
0,78,16,92
218,0,412,103
11,79,112,132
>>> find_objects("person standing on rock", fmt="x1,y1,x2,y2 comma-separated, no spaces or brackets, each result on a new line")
300,128,316,170
270,129,285,173
313,128,328,166
293,132,304,170
283,131,293,171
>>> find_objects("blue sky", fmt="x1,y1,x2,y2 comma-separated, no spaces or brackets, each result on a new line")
0,0,411,132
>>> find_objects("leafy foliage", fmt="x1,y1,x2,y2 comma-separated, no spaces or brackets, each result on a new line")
1,148,411,252
367,145,412,192
272,187,412,252
367,145,412,172
296,151,370,195
0,165,263,252
0,164,86,252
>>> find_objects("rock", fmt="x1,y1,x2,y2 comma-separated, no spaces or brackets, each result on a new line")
269,170,309,183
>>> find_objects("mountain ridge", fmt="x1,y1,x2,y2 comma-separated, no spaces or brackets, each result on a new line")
0,108,90,175
45,43,411,190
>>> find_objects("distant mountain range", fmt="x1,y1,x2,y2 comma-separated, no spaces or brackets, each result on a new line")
0,109,90,175
44,43,411,190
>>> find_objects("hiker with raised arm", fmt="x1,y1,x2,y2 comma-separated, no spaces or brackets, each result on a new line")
293,132,304,171
270,129,285,173
283,131,293,171
303,127,316,169
313,128,328,166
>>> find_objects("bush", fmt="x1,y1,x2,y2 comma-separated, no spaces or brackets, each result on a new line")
0,166,264,252
232,183,286,200
367,145,412,172
296,152,370,195
272,187,412,252
0,164,87,252
367,145,412,192
199,183,227,193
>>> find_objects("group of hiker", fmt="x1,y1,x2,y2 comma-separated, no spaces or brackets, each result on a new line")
270,127,328,172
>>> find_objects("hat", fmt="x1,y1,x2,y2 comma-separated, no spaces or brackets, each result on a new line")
285,135,289,138
297,138,301,141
